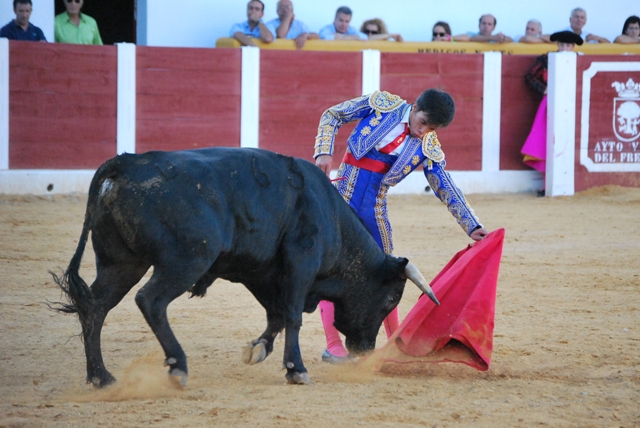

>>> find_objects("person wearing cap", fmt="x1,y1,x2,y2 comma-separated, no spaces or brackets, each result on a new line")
520,31,583,197
562,7,609,44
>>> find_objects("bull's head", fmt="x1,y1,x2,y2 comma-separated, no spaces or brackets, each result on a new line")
332,257,439,356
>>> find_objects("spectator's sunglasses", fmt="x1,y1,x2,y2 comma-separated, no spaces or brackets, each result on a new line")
433,32,446,37
363,30,379,35
65,0,81,3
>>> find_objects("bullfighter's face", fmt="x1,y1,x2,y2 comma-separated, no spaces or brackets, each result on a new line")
408,104,441,139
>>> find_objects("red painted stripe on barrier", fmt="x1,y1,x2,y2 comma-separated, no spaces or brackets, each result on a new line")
500,55,541,171
136,47,241,153
9,41,117,169
259,50,362,162
381,52,483,171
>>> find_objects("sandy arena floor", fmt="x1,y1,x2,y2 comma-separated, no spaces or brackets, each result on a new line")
1,187,639,427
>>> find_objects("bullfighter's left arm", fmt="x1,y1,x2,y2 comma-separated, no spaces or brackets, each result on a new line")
424,161,483,236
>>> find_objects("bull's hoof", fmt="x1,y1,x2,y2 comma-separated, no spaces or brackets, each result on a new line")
169,368,188,387
242,340,267,365
88,372,116,389
285,371,311,385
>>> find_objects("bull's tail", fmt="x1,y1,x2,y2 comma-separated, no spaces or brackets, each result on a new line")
50,157,121,334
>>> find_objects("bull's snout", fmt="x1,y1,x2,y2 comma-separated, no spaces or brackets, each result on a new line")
345,337,375,356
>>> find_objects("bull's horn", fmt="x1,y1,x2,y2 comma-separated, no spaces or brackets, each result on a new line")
405,262,440,306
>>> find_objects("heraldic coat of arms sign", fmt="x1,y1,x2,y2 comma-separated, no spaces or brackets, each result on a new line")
612,78,640,143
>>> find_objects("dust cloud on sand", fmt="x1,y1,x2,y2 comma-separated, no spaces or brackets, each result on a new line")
1,187,639,427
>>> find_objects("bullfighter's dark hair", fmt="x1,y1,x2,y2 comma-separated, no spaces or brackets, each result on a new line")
248,0,265,12
14,0,32,8
335,6,352,17
415,89,455,128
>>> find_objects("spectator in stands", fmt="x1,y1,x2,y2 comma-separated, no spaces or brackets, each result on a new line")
614,16,640,44
563,7,609,43
54,0,102,45
0,0,46,41
518,19,551,44
468,14,513,43
431,21,470,42
521,31,583,197
359,18,403,42
229,0,274,47
266,0,318,49
319,6,366,40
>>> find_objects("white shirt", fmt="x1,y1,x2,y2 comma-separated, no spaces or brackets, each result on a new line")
374,108,411,155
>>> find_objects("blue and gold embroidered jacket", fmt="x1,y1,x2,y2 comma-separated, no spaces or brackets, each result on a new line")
314,90,482,235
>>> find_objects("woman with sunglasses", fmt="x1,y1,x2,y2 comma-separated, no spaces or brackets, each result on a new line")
360,18,403,42
54,0,102,45
431,21,469,42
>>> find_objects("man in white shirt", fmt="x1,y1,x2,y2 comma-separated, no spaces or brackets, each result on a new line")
563,7,609,44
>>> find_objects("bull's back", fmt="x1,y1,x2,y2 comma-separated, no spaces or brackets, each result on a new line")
93,148,344,265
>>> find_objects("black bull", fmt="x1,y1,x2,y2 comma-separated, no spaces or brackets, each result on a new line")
52,147,438,386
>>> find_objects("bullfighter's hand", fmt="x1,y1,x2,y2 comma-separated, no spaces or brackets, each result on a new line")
470,227,488,241
315,155,332,177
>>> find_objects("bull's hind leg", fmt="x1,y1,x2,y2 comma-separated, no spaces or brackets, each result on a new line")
84,263,150,388
134,267,201,387
242,311,284,365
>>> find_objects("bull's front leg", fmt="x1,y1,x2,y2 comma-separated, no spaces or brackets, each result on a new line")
282,315,310,385
242,311,284,365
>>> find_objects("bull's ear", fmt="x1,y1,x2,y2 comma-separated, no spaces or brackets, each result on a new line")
396,257,410,278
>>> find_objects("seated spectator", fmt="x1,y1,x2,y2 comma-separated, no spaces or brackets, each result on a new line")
0,0,46,41
319,6,366,40
468,14,513,43
229,0,274,47
359,18,403,41
518,19,551,44
266,0,318,49
562,7,609,44
614,16,640,44
431,21,470,42
54,0,102,45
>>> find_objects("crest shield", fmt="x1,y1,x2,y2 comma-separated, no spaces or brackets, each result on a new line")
612,97,640,142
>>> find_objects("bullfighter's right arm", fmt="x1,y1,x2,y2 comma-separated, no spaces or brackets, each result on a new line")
314,94,376,158
424,160,483,237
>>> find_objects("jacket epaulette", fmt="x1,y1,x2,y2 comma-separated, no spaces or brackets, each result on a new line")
422,131,445,163
368,91,404,112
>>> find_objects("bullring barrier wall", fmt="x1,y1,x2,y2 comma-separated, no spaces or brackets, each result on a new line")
1,38,639,195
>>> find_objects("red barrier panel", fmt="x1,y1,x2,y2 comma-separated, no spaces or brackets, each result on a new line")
136,47,242,153
381,53,483,171
500,55,541,171
259,50,362,162
575,56,640,191
9,41,117,169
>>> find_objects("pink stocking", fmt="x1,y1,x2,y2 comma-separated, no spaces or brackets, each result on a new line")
383,306,399,338
318,300,348,357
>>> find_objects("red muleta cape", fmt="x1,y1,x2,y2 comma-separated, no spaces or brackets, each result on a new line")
373,228,505,371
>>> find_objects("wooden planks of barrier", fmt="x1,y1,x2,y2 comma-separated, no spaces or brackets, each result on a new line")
9,42,117,169
259,50,362,162
136,47,242,153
